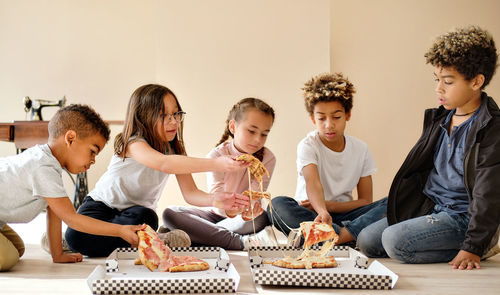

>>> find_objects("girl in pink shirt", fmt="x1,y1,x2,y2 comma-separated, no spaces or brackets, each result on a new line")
162,98,277,250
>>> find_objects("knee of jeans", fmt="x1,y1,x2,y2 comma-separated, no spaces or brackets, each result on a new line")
381,227,408,262
162,207,182,228
64,228,80,252
269,196,297,214
357,231,374,256
357,229,383,258
125,206,158,229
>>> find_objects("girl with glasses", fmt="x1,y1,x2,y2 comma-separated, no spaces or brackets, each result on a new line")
65,84,250,257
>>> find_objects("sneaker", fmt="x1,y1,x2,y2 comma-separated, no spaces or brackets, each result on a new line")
40,232,70,254
157,225,170,234
242,226,279,250
287,229,302,248
157,229,191,248
482,244,500,260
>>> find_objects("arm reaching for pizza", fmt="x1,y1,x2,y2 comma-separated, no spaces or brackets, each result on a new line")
176,173,249,210
301,164,332,225
45,197,141,262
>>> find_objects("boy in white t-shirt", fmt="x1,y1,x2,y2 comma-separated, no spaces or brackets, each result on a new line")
267,73,387,245
0,104,141,271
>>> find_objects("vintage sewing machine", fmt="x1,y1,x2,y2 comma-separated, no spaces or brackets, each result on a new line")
23,96,66,121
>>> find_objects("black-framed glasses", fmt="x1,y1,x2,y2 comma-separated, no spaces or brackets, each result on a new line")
162,111,186,124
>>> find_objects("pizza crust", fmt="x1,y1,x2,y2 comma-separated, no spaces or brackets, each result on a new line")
271,256,338,269
168,261,210,272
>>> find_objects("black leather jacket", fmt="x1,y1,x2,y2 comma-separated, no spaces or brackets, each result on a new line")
387,92,500,256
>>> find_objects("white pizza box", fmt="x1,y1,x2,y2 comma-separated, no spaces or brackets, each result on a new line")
87,247,240,294
248,245,398,290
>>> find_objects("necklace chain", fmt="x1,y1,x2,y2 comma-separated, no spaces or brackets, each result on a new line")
453,108,478,117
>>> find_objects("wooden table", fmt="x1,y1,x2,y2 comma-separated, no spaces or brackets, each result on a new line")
0,120,124,150
0,121,50,151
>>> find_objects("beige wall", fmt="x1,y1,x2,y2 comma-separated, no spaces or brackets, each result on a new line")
330,0,500,200
0,0,330,213
1,0,499,217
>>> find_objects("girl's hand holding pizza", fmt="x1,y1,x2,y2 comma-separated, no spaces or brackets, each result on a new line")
212,192,249,211
241,201,264,221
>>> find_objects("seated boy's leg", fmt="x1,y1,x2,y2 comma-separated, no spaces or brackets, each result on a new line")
357,217,389,258
65,196,154,257
0,225,23,271
341,197,387,240
163,206,246,249
266,196,317,236
381,211,468,264
1,225,24,257
335,197,387,224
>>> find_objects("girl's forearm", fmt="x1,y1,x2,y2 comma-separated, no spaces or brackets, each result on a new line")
182,189,214,207
160,155,217,174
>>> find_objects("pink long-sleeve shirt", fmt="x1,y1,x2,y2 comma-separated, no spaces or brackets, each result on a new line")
206,141,276,217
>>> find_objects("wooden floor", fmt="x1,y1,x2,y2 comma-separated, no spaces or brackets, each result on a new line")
1,243,499,294
3,214,500,294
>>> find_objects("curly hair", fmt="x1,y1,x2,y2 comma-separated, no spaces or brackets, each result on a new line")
424,25,498,88
302,72,356,115
48,104,110,142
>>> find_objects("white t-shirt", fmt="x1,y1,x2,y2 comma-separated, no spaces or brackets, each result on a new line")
0,144,67,228
294,131,376,203
90,139,169,211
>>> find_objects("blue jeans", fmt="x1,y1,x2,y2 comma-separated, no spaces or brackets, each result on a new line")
266,196,387,240
65,196,158,257
357,206,470,263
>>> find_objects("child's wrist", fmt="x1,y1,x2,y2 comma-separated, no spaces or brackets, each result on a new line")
225,209,238,218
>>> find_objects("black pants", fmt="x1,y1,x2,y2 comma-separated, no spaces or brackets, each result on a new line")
65,196,158,257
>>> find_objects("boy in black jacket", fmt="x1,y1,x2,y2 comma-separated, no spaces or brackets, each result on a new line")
357,25,499,270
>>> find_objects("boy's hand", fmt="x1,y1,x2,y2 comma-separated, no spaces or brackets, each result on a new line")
52,252,83,263
120,225,142,247
313,210,332,225
213,192,250,210
449,250,481,270
242,202,264,221
215,156,250,173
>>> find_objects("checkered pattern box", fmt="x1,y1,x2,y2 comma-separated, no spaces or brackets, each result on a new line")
248,246,398,290
87,247,239,294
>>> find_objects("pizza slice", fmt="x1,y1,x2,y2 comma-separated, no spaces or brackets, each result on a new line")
160,255,210,272
135,224,210,272
136,224,171,271
300,221,339,249
267,222,339,269
242,190,271,200
236,154,269,182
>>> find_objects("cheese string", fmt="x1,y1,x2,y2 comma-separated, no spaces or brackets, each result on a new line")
248,169,257,241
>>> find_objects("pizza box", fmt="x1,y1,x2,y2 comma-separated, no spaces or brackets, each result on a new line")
87,247,240,294
248,245,398,290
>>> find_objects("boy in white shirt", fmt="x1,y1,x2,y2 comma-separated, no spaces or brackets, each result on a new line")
268,73,386,245
0,104,140,271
